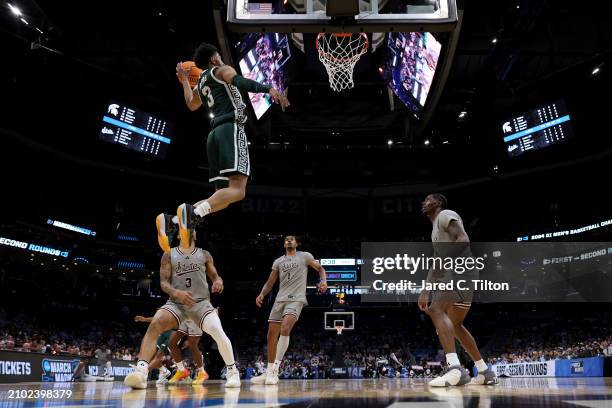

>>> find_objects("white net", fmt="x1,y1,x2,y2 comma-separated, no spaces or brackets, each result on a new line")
316,33,369,92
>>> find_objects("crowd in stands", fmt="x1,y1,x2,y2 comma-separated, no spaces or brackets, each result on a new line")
1,311,611,379
0,308,140,360
487,316,612,364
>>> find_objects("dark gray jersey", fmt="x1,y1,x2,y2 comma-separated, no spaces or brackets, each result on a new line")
272,251,314,304
170,247,210,303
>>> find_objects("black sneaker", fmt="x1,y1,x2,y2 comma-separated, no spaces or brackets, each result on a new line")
177,203,201,246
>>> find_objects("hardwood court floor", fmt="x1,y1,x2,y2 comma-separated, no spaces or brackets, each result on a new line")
1,378,612,407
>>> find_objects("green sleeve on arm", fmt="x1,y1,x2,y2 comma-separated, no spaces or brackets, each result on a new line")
231,75,272,93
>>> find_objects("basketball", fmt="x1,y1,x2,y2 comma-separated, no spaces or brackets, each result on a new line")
179,61,202,88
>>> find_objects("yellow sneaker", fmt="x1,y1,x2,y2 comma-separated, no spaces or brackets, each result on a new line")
168,368,191,385
156,213,177,253
192,369,209,386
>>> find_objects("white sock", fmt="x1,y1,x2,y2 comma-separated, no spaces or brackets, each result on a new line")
475,359,488,372
446,353,460,367
194,201,212,217
267,362,275,372
136,360,149,372
202,312,235,366
275,335,290,365
176,361,185,371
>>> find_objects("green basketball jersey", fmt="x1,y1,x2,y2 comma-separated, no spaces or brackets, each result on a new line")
197,66,247,125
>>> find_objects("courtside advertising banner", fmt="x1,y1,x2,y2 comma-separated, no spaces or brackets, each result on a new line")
0,351,134,383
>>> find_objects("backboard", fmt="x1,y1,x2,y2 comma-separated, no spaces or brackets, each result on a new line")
324,311,355,331
227,0,458,33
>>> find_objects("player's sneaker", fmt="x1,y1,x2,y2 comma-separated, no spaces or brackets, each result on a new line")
156,367,171,385
192,369,209,385
168,368,191,385
104,375,115,382
124,366,148,390
265,368,279,385
474,368,499,385
250,372,267,384
428,365,471,387
156,213,177,253
176,204,201,245
225,366,241,388
83,373,97,382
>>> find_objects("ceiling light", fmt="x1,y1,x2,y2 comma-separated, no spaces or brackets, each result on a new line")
8,3,22,16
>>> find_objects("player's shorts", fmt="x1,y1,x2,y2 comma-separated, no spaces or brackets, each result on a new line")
207,122,250,189
159,299,215,332
431,289,473,309
268,301,305,323
177,319,203,337
156,330,173,355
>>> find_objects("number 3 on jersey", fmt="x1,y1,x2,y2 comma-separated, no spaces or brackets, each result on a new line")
185,278,192,288
202,85,214,108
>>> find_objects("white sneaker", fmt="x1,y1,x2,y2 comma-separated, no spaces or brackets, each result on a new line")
475,368,499,385
225,366,241,388
250,372,267,384
156,367,171,385
428,365,470,387
265,369,279,385
104,375,115,382
124,367,148,389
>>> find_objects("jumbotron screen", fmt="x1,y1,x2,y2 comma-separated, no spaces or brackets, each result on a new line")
384,32,442,117
238,33,291,119
99,101,174,158
502,100,574,157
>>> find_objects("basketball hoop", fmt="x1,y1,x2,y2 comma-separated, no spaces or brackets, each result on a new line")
316,32,369,92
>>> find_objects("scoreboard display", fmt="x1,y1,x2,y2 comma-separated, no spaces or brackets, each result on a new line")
502,100,573,158
99,101,173,158
319,258,359,282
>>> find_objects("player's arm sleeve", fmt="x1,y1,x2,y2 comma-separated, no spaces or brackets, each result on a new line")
231,75,272,93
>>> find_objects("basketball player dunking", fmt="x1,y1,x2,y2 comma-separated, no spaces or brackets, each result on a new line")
124,230,240,389
156,43,290,251
251,235,327,385
419,193,498,387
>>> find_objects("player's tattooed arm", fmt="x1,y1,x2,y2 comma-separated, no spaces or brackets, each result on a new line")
308,259,328,293
205,253,224,294
256,268,279,307
159,252,177,298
